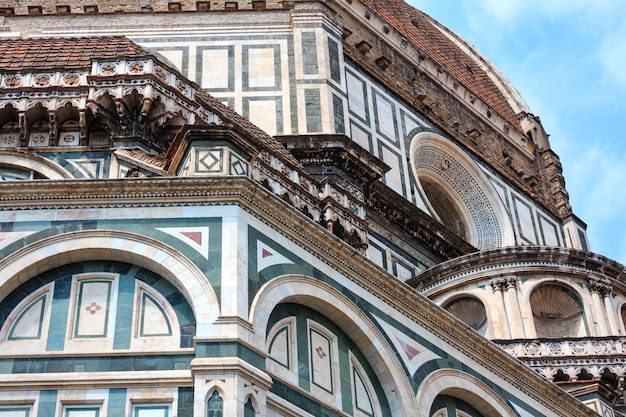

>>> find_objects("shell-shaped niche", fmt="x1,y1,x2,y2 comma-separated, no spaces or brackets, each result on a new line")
530,284,585,338
444,296,487,335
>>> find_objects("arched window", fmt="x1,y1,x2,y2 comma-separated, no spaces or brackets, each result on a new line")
244,398,255,417
530,284,585,338
443,296,488,335
207,390,223,417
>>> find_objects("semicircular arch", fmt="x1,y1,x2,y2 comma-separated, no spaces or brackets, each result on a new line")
417,369,518,417
249,274,416,416
0,229,219,328
409,132,514,250
0,150,74,179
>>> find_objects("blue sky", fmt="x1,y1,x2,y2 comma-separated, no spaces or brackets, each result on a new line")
406,0,626,264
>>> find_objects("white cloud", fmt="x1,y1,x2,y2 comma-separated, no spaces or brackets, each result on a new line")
475,0,622,22
599,23,626,90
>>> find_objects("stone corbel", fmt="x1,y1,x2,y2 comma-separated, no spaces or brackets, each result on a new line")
48,110,57,143
79,110,87,144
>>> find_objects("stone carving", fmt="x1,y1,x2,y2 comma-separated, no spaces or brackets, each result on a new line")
547,342,563,355
98,64,117,76
3,75,22,88
34,75,51,87
62,74,81,86
587,277,613,298
415,145,502,249
128,62,145,74
524,342,541,356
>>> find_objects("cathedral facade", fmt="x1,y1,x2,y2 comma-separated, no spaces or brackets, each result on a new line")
0,1,621,416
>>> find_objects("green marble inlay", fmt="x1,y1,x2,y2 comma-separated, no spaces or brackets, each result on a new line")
195,341,265,371
107,389,127,417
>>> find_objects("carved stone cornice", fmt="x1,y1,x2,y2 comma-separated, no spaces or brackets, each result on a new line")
277,134,390,188
409,246,626,295
0,176,596,417
366,180,477,262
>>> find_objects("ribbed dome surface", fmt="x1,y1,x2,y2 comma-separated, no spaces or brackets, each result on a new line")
360,0,521,130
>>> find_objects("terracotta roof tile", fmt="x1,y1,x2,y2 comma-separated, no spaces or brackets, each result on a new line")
0,36,150,71
361,0,521,129
1,36,300,168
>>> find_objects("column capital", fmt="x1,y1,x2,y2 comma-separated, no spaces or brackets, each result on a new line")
490,275,517,291
587,276,612,298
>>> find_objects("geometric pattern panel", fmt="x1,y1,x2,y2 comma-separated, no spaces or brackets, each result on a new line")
0,133,20,148
156,226,210,260
200,46,233,91
269,326,290,369
196,149,223,173
27,132,49,147
353,365,374,416
139,292,172,337
257,240,294,273
346,70,369,123
513,195,538,245
8,294,47,340
67,158,105,179
58,131,80,146
539,214,560,246
373,314,440,377
230,152,249,176
373,89,399,145
245,46,277,89
74,280,112,338
309,327,333,393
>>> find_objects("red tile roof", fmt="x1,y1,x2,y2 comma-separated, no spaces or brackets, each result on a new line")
0,36,301,168
0,36,150,71
361,0,521,129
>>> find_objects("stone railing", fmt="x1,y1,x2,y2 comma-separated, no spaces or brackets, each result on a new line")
497,337,626,358
496,337,626,381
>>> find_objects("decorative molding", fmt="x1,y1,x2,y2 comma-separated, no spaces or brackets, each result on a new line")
0,176,596,417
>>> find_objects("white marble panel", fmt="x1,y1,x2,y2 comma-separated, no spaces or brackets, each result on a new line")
75,280,112,338
248,99,277,136
157,49,184,72
202,48,230,89
310,328,333,392
247,47,275,88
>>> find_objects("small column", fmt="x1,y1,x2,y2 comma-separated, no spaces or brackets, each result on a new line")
490,277,510,339
587,277,610,336
604,292,620,335
503,276,525,339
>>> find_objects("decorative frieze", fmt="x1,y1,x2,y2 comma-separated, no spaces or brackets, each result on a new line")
497,338,626,358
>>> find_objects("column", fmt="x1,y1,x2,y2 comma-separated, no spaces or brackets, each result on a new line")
490,277,510,339
503,276,525,339
587,277,610,336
